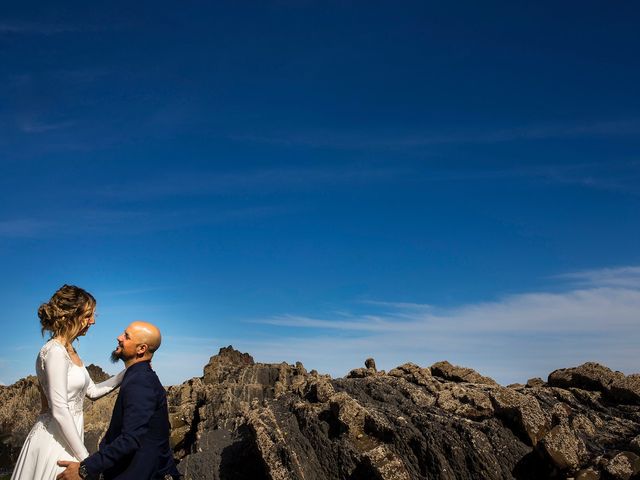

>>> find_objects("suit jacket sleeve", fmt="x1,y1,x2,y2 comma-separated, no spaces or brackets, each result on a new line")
82,372,158,474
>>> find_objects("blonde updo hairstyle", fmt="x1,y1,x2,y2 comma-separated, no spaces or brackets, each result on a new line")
38,285,96,343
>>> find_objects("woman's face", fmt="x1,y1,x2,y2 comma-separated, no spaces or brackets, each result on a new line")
78,307,96,336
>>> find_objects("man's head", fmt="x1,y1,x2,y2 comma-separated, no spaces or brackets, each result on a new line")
111,321,162,366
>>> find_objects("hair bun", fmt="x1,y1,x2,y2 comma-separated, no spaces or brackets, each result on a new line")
38,303,51,328
38,303,56,330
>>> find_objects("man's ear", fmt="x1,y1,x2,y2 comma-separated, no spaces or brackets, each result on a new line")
137,344,148,356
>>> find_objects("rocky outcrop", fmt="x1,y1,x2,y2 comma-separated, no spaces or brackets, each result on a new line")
0,375,40,469
549,363,640,409
430,360,499,386
164,352,640,479
1,351,639,479
0,364,112,467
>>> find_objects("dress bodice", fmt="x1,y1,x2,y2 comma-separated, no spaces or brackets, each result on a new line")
10,340,125,479
36,340,89,417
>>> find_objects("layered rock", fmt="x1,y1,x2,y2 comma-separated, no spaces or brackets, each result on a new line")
165,350,640,479
1,349,639,480
0,364,113,467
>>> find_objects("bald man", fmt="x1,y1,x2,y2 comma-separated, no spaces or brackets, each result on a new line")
58,322,179,480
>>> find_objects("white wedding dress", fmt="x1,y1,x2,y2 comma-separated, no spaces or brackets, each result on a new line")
11,339,125,480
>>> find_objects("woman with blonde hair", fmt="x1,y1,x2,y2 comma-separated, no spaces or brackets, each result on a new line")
11,285,125,480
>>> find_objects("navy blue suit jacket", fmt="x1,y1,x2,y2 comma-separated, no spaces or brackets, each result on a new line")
83,361,179,480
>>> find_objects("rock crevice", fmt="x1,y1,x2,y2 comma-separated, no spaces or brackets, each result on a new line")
1,349,639,480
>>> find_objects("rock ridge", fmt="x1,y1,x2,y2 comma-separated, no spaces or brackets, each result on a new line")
1,348,639,480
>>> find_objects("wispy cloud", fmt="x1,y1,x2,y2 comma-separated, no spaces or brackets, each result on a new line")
230,119,640,149
100,286,176,297
246,266,640,385
0,205,290,238
259,287,640,335
0,22,78,35
554,266,640,289
96,166,406,201
0,219,59,238
0,22,116,36
20,120,75,134
20,266,637,387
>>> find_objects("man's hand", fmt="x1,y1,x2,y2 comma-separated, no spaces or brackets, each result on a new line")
56,460,80,480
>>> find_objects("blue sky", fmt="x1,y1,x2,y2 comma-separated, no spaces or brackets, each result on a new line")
1,1,639,386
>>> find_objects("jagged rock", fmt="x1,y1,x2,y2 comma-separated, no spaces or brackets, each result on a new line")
364,358,377,372
609,374,640,405
388,362,434,389
436,384,494,420
2,346,640,480
430,360,498,386
0,367,119,466
538,422,586,471
0,375,40,467
361,444,411,480
304,376,334,403
575,466,600,479
85,364,110,383
603,452,640,480
630,435,640,454
489,387,549,446
346,368,376,379
548,362,624,394
571,414,597,438
551,402,572,425
526,377,546,388
203,345,255,385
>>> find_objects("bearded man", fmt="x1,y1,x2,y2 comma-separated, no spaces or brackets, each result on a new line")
57,321,179,480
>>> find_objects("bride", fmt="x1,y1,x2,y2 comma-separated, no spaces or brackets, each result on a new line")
11,285,125,480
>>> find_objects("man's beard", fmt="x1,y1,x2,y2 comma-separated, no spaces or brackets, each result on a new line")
110,349,122,364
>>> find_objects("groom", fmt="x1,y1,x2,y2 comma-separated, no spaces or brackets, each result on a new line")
57,321,179,480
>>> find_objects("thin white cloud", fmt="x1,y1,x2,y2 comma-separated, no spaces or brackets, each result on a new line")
554,266,640,289
95,166,406,201
0,205,292,239
12,266,636,387
229,119,640,150
20,120,75,134
0,22,115,36
258,287,640,335
358,300,436,310
99,286,175,297
0,22,76,35
0,219,58,238
249,266,640,385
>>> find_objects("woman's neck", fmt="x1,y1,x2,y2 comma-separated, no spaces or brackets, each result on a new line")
53,336,74,350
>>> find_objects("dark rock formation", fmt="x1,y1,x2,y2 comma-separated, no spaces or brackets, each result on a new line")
430,360,499,386
0,375,40,469
164,351,640,479
85,364,111,383
1,350,639,479
0,364,112,468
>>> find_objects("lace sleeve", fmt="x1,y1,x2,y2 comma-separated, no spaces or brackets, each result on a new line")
43,345,90,460
85,369,125,400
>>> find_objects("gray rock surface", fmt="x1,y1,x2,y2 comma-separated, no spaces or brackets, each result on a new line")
1,351,639,480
